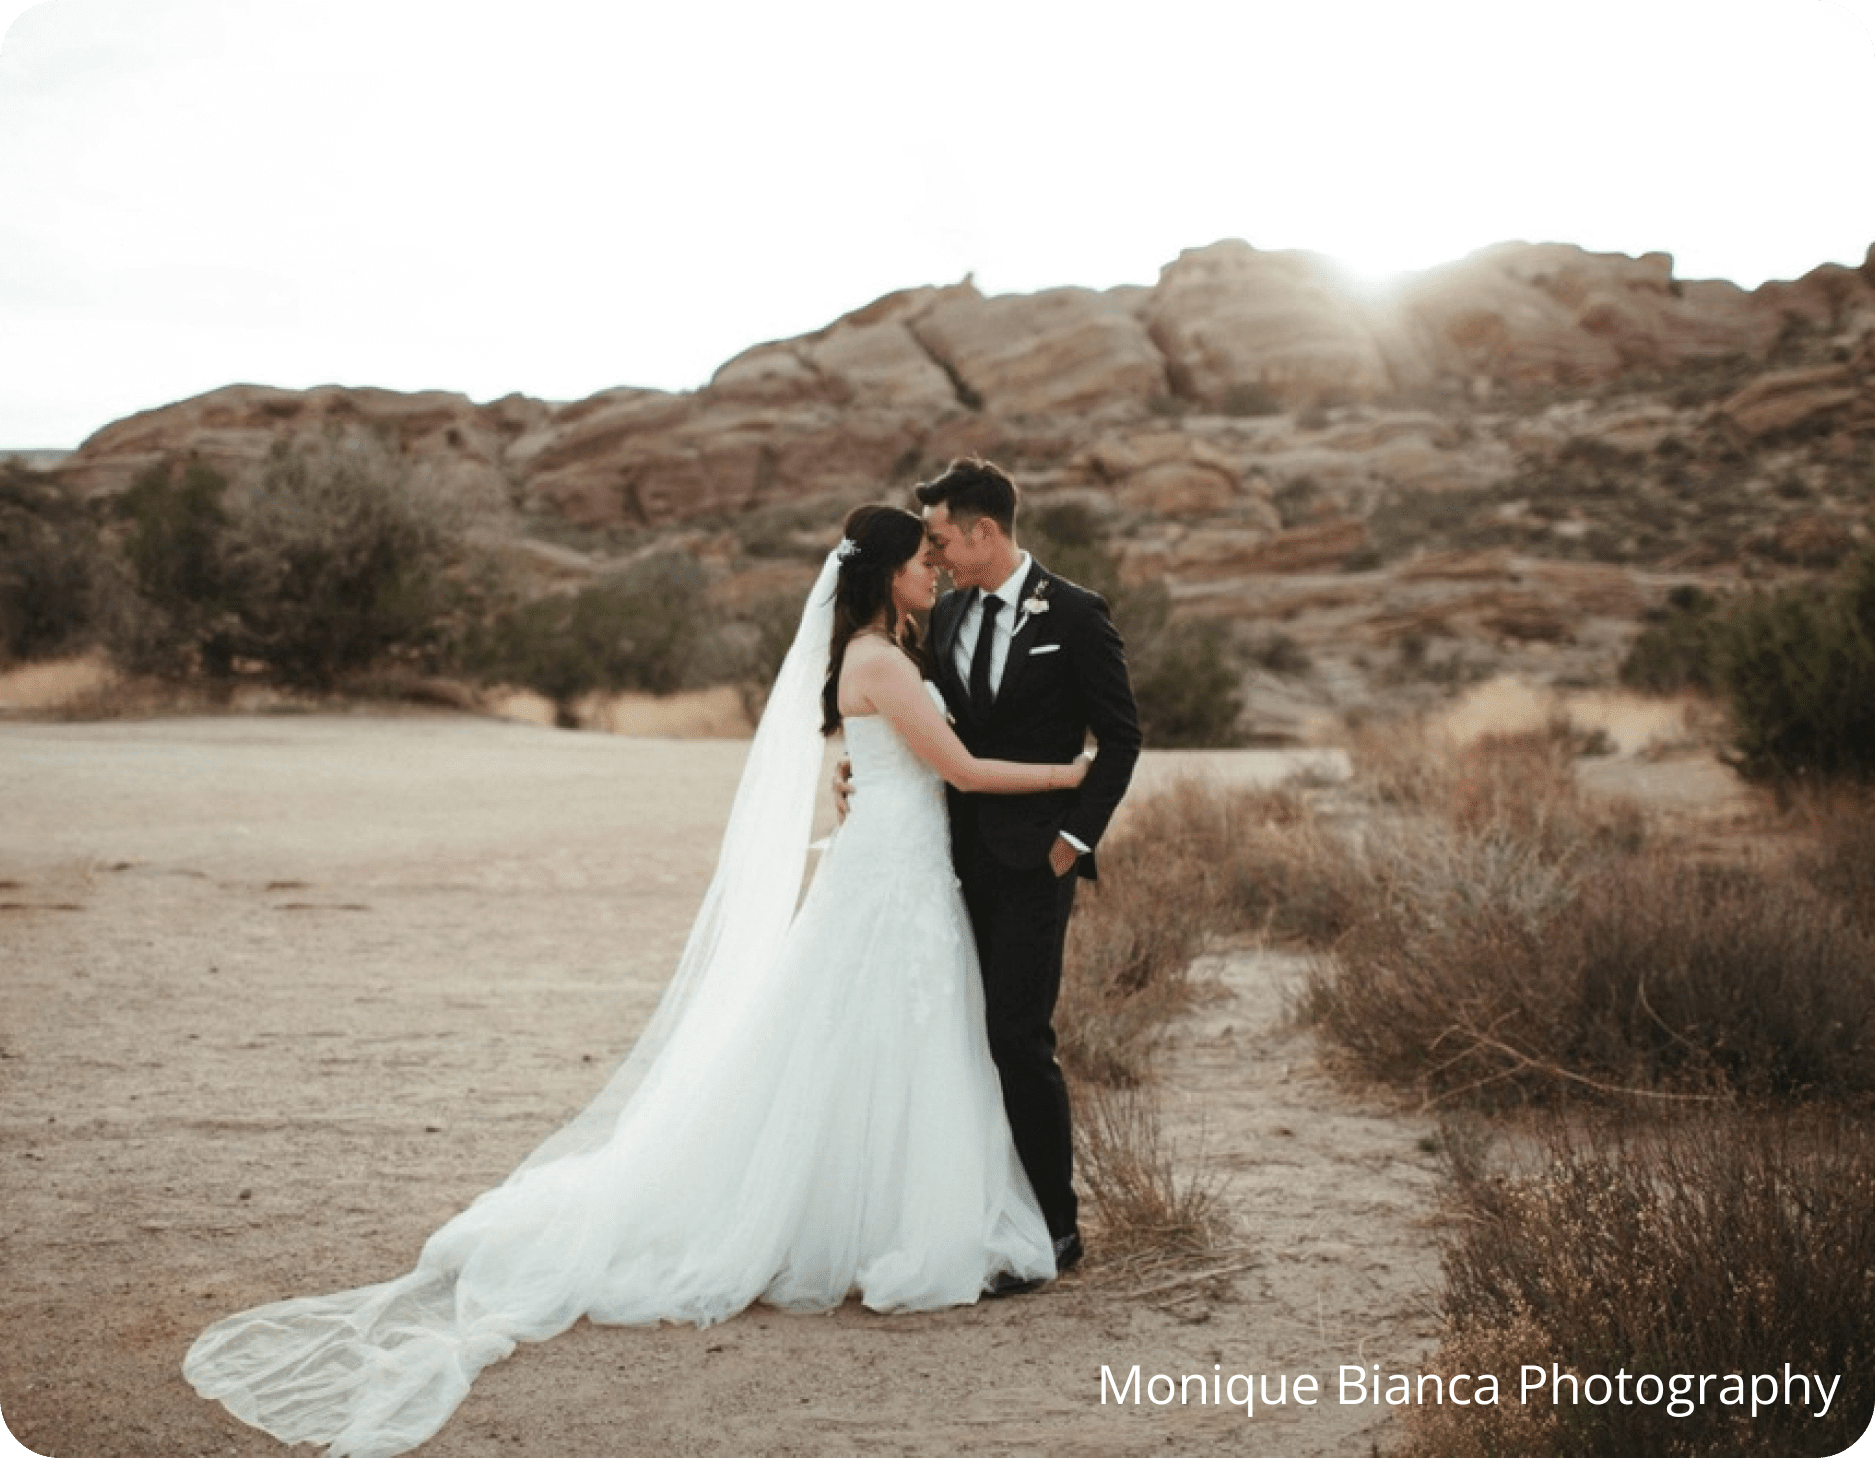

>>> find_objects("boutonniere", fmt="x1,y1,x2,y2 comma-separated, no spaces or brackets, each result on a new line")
1017,580,1052,626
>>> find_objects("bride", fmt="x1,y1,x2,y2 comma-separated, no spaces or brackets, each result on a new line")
184,504,1088,1457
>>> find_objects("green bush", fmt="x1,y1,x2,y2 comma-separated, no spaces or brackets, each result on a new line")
1272,475,1323,527
1248,630,1312,676
1024,501,1122,599
0,467,105,663
113,459,241,675
1024,508,1245,748
732,589,807,721
120,460,230,613
1720,549,1875,782
222,436,460,687
721,492,856,562
467,552,716,723
107,436,466,686
1129,607,1247,749
1620,553,1875,783
1219,382,1284,418
1618,584,1722,693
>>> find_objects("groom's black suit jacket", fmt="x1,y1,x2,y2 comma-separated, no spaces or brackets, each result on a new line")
929,560,1141,879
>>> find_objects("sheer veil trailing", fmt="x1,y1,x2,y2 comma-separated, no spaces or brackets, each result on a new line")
183,549,849,1457
514,545,841,1171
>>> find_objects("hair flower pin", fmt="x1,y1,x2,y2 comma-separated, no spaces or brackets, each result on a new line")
835,538,860,561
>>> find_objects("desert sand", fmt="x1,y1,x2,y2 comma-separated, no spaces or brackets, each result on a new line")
2,712,1455,1456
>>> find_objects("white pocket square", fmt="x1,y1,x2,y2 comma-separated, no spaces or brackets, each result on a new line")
1028,643,1061,655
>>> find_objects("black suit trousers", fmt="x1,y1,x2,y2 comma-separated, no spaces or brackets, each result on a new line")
957,832,1079,1243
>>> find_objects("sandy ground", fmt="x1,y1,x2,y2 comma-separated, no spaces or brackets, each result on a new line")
3,711,1461,1456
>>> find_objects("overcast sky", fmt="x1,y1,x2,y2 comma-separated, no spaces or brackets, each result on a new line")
2,0,1872,449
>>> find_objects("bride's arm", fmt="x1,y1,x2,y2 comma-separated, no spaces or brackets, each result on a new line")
846,644,1088,796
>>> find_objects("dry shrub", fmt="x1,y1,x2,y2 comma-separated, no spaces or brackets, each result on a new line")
1059,776,1359,1086
1401,1111,1875,1458
1331,712,1875,1455
1304,821,1585,1103
1059,779,1232,1087
1346,713,1455,810
1307,717,1875,1106
1210,786,1370,948
1058,776,1362,1267
1565,858,1875,1100
1314,841,1875,1106
1308,719,1634,1104
1793,782,1875,934
1392,1304,1563,1458
1071,1082,1232,1269
1350,716,1647,863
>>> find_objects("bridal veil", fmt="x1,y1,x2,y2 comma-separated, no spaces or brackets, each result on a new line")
184,551,847,1455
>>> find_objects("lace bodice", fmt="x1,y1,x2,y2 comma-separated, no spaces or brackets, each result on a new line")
843,710,939,787
838,706,952,871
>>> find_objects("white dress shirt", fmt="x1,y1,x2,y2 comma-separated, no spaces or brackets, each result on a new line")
952,552,1031,700
952,553,1089,855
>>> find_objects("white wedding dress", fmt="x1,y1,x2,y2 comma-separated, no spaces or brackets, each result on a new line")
184,551,1054,1458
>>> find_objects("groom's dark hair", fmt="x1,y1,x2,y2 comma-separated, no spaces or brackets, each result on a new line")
914,457,1018,537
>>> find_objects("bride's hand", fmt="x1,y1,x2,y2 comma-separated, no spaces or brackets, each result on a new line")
1065,752,1092,788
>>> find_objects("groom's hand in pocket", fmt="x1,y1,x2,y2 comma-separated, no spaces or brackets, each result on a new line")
1048,836,1080,878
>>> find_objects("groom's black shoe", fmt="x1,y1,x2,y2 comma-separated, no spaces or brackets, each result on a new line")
985,1233,1084,1299
985,1268,1044,1299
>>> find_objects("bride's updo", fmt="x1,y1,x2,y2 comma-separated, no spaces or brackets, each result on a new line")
820,504,928,736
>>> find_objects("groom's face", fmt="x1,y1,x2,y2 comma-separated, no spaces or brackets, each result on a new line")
921,503,996,591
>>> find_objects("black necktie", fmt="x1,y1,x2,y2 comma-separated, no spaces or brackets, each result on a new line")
969,594,1002,720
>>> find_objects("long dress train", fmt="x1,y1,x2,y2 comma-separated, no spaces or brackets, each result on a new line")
183,558,1054,1458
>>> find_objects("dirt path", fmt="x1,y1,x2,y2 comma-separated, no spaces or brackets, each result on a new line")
1,714,1442,1456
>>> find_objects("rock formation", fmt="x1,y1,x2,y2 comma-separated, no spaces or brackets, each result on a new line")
52,240,1874,554
1144,243,1400,405
29,237,1875,743
43,242,1875,729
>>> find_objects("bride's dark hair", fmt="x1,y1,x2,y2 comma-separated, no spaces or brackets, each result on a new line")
820,504,928,736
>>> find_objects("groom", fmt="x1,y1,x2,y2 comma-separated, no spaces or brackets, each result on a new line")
914,458,1141,1291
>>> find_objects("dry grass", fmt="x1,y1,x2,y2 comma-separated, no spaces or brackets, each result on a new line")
1308,721,1875,1107
1059,775,1353,1268
1058,779,1243,1088
1313,717,1875,1453
1057,781,1244,1266
1068,740,1875,1311
1401,1110,1875,1458
1070,1081,1235,1278
1348,714,1647,862
1793,781,1875,934
1313,843,1875,1107
1059,777,1359,1087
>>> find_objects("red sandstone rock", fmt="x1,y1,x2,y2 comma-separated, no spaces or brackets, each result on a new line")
1716,365,1860,440
1143,241,1397,407
49,239,1875,541
909,286,1167,416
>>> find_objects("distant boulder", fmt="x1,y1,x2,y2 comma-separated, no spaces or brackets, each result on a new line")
1144,241,1397,408
911,285,1168,415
